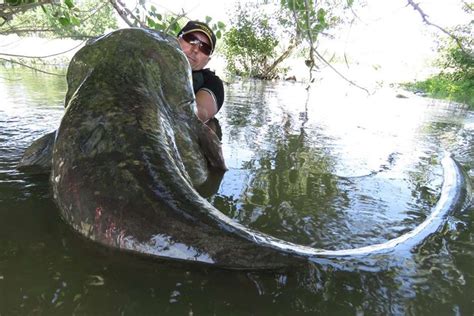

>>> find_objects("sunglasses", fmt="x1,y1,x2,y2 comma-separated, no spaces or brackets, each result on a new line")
181,33,212,56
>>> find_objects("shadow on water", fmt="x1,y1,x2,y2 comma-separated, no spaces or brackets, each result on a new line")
0,70,473,314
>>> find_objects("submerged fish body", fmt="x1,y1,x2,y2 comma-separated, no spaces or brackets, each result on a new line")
50,28,298,269
20,28,472,269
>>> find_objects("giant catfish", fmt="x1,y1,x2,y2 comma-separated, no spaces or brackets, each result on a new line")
19,28,472,269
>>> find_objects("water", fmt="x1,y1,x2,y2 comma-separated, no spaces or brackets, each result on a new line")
0,68,473,315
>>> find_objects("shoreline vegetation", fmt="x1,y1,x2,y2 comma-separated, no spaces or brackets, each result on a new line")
402,76,473,110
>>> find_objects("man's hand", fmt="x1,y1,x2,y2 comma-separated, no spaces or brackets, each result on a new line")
195,89,218,123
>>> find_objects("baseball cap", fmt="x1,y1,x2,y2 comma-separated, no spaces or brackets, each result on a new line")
177,21,216,54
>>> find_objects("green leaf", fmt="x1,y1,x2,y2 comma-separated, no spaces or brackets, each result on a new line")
216,30,222,39
205,16,212,24
64,0,75,9
70,15,80,26
58,17,71,26
146,17,155,28
317,8,326,25
217,21,226,29
170,22,180,34
5,0,21,5
286,0,295,11
294,0,304,10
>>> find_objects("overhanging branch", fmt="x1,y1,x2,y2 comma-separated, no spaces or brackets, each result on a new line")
0,40,84,59
298,0,369,93
0,1,54,26
0,57,64,76
407,0,470,54
108,0,146,28
313,49,370,94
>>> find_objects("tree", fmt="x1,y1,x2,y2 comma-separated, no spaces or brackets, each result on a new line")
404,1,473,108
222,0,362,85
0,0,119,74
223,2,282,79
1,0,117,39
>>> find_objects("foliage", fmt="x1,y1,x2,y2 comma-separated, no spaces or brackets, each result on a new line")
2,0,354,82
116,2,226,39
143,5,184,35
403,8,473,109
145,11,225,39
281,0,356,83
1,0,118,39
438,27,473,74
404,73,473,109
222,0,356,80
280,0,328,41
223,2,281,79
0,0,226,74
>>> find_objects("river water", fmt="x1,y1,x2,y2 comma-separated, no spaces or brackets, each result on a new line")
0,68,473,315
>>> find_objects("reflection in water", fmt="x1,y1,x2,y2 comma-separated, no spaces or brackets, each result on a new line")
0,69,473,314
213,81,472,252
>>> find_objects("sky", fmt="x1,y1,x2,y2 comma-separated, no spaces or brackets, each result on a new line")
337,0,471,82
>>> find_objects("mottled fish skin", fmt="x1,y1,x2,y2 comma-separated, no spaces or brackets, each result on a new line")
17,130,55,173
50,28,298,269
41,28,472,270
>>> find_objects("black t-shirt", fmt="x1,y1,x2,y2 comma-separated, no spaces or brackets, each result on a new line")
192,69,224,111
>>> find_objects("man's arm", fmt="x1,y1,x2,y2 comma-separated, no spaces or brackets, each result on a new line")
195,89,218,123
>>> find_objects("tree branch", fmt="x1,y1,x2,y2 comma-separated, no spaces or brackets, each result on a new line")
108,0,146,28
163,9,187,34
0,28,56,35
462,1,473,11
0,1,54,26
262,39,299,79
406,0,469,54
298,0,369,93
0,40,84,59
313,49,370,94
81,1,110,24
303,0,317,85
0,57,64,76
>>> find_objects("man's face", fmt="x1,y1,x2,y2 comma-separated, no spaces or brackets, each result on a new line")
178,32,211,71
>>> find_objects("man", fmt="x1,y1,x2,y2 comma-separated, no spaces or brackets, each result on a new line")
177,21,224,123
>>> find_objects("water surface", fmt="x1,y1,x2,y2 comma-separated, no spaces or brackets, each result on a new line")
0,68,473,315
